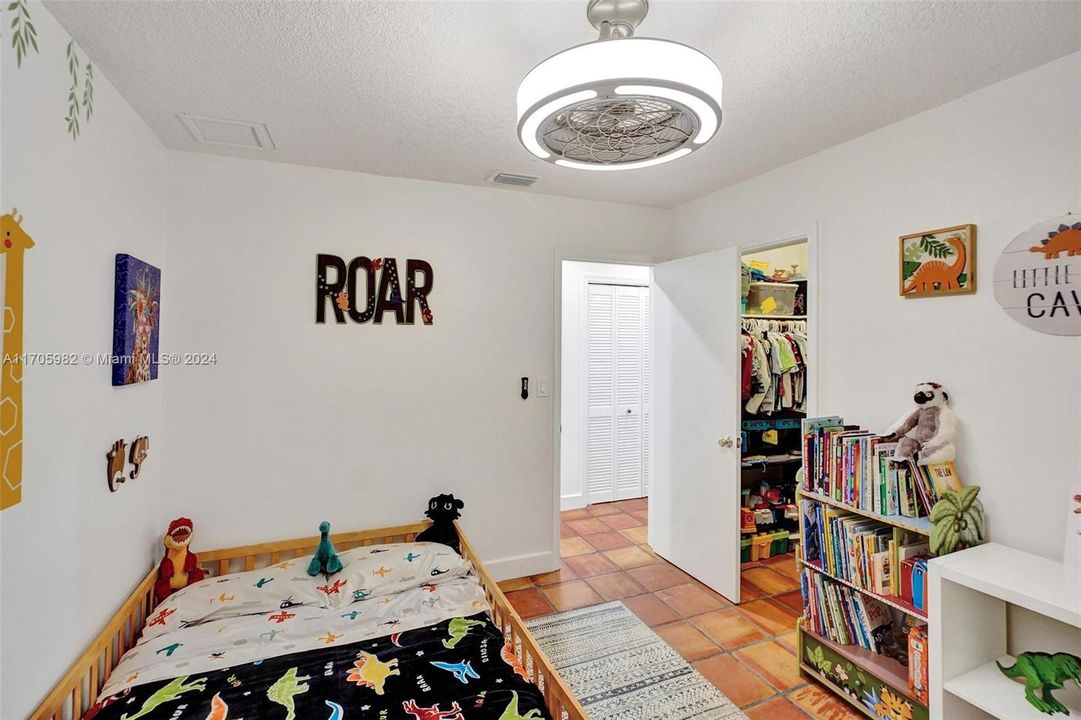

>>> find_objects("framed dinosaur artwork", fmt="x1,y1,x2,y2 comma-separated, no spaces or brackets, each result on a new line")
112,254,161,386
899,224,977,298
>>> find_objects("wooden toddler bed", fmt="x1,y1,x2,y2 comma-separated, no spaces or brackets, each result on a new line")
31,521,587,720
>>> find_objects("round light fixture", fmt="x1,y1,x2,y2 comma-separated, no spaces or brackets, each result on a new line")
516,0,723,171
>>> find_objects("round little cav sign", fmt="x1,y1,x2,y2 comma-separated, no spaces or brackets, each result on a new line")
994,214,1081,336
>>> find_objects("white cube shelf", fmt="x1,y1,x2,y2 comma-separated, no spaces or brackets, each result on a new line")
929,543,1081,720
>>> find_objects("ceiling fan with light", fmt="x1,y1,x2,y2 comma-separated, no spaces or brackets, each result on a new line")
516,0,723,171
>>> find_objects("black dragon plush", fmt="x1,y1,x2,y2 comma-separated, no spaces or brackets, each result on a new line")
415,493,464,554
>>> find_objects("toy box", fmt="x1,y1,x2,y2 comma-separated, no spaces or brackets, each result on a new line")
769,529,789,556
752,533,772,561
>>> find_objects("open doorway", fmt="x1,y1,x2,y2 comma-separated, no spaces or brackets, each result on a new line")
560,260,652,513
739,237,812,598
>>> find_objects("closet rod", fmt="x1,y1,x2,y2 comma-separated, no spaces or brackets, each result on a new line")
742,314,806,320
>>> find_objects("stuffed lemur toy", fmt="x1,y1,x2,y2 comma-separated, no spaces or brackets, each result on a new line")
416,493,464,554
883,382,957,465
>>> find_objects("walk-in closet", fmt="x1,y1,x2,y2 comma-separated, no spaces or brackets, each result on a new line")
739,241,810,575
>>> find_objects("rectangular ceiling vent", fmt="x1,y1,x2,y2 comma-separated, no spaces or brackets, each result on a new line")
178,113,276,151
488,171,540,188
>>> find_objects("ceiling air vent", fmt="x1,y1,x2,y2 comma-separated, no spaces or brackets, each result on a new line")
178,113,276,150
488,171,540,188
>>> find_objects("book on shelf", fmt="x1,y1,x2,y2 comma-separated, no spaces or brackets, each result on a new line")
801,499,822,563
800,567,897,654
896,538,929,598
919,461,962,497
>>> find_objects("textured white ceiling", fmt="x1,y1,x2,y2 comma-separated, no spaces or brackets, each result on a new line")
45,1,1081,208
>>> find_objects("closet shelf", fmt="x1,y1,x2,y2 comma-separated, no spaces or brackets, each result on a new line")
741,455,802,468
801,557,928,620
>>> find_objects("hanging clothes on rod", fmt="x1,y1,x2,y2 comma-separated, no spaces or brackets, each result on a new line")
742,317,808,415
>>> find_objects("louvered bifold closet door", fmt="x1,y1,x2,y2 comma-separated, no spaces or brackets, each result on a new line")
614,285,645,500
641,288,652,495
586,283,649,505
586,284,616,504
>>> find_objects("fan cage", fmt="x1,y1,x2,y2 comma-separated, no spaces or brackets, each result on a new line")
537,93,699,166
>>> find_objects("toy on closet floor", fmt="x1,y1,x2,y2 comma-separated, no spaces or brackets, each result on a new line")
154,517,206,601
307,521,344,578
416,493,464,554
747,479,784,509
882,382,957,465
997,652,1081,716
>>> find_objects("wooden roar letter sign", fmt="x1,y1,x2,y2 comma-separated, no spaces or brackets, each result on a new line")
316,254,434,325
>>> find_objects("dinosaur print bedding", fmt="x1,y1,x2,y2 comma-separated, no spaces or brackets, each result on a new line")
86,541,551,719
86,613,549,720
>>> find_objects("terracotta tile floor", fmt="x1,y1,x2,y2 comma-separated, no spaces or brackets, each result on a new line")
498,499,863,719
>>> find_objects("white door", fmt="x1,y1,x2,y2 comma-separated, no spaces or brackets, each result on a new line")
585,283,650,504
650,248,742,602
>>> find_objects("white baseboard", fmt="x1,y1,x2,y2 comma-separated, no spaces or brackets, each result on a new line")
561,494,587,511
483,550,557,582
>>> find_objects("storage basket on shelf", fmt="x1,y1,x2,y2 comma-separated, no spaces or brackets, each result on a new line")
747,281,798,315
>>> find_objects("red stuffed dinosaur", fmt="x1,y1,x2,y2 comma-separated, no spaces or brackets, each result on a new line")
155,517,206,601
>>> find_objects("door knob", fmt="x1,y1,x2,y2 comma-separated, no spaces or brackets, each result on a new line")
718,436,734,448
627,408,632,414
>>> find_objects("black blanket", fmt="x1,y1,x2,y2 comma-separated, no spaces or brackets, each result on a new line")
86,614,550,720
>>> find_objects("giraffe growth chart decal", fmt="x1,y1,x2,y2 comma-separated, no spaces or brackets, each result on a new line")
0,209,35,510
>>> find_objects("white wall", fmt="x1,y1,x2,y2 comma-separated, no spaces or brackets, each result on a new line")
672,52,1081,563
742,242,808,279
163,153,668,583
560,261,650,509
0,3,168,717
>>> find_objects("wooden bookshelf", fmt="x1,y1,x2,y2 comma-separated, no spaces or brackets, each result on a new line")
797,414,942,720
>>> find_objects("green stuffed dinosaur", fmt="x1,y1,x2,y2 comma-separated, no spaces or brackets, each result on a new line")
307,520,343,577
998,652,1081,715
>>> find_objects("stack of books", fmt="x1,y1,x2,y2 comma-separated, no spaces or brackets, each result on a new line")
800,568,895,653
800,416,962,517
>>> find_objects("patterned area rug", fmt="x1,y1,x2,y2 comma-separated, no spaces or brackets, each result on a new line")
525,601,749,720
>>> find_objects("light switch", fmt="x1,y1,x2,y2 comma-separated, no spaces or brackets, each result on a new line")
536,377,551,398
